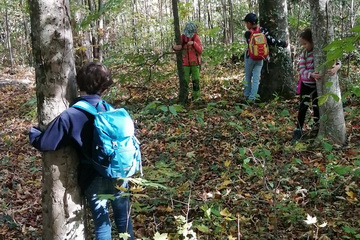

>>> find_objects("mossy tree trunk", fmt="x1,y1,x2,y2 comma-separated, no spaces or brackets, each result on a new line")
172,0,187,103
310,0,346,145
28,0,86,239
258,0,294,101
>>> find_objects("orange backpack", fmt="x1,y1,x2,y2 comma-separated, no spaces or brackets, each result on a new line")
248,27,269,60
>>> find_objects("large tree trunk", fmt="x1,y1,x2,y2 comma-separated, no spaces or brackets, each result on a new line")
258,0,294,101
310,0,346,145
172,0,187,103
28,0,86,239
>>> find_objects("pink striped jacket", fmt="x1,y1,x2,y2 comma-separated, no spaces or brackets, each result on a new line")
299,50,315,84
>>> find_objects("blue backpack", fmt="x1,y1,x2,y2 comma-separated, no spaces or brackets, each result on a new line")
73,100,142,179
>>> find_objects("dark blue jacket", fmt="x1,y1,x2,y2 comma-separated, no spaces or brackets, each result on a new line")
29,94,102,191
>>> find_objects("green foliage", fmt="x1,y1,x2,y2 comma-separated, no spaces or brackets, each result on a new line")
0,214,19,230
104,51,174,88
178,2,193,20
77,0,126,29
318,92,340,106
142,101,185,116
288,16,309,30
19,96,37,120
202,41,246,66
324,25,360,67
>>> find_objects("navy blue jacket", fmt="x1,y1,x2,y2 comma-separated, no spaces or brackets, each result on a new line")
29,94,103,191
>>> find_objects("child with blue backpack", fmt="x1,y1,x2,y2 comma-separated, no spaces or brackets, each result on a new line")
29,62,135,240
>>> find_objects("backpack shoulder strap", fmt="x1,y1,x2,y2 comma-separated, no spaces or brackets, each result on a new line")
73,100,98,115
99,100,115,111
250,27,261,34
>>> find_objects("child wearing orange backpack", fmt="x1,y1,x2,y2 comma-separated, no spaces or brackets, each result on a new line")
243,13,288,104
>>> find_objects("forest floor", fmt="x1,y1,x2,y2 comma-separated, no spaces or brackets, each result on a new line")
0,65,359,240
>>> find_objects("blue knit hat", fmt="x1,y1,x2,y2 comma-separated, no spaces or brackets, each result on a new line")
183,22,197,38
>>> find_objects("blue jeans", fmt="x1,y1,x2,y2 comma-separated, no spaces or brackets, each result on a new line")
244,56,263,100
85,177,134,240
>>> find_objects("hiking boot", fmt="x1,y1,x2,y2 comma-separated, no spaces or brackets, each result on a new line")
291,129,302,144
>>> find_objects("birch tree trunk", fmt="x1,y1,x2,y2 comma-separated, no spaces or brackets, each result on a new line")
310,0,346,145
172,0,187,103
258,0,294,101
28,0,86,239
350,0,355,29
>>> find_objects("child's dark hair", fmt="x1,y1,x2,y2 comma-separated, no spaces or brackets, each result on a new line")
299,28,312,43
243,13,258,24
76,62,113,94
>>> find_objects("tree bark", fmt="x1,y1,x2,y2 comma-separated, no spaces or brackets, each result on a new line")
20,0,32,66
172,0,187,103
228,0,234,44
221,0,228,44
198,0,201,23
87,0,100,60
350,0,355,28
132,0,138,51
73,0,93,69
96,0,104,62
310,0,346,145
4,1,14,71
28,0,86,239
258,0,294,101
206,0,213,45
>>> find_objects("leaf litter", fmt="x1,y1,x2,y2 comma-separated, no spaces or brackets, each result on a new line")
0,66,359,239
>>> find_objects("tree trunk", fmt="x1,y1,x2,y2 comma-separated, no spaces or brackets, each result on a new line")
87,0,100,60
96,0,104,62
172,0,187,103
258,0,294,101
4,1,14,71
198,0,201,23
310,0,346,145
207,0,213,45
20,0,32,65
132,0,138,51
228,0,234,44
350,0,355,28
73,0,93,69
221,0,228,44
28,0,86,239
248,0,257,9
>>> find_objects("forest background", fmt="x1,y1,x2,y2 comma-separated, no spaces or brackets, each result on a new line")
0,0,359,239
